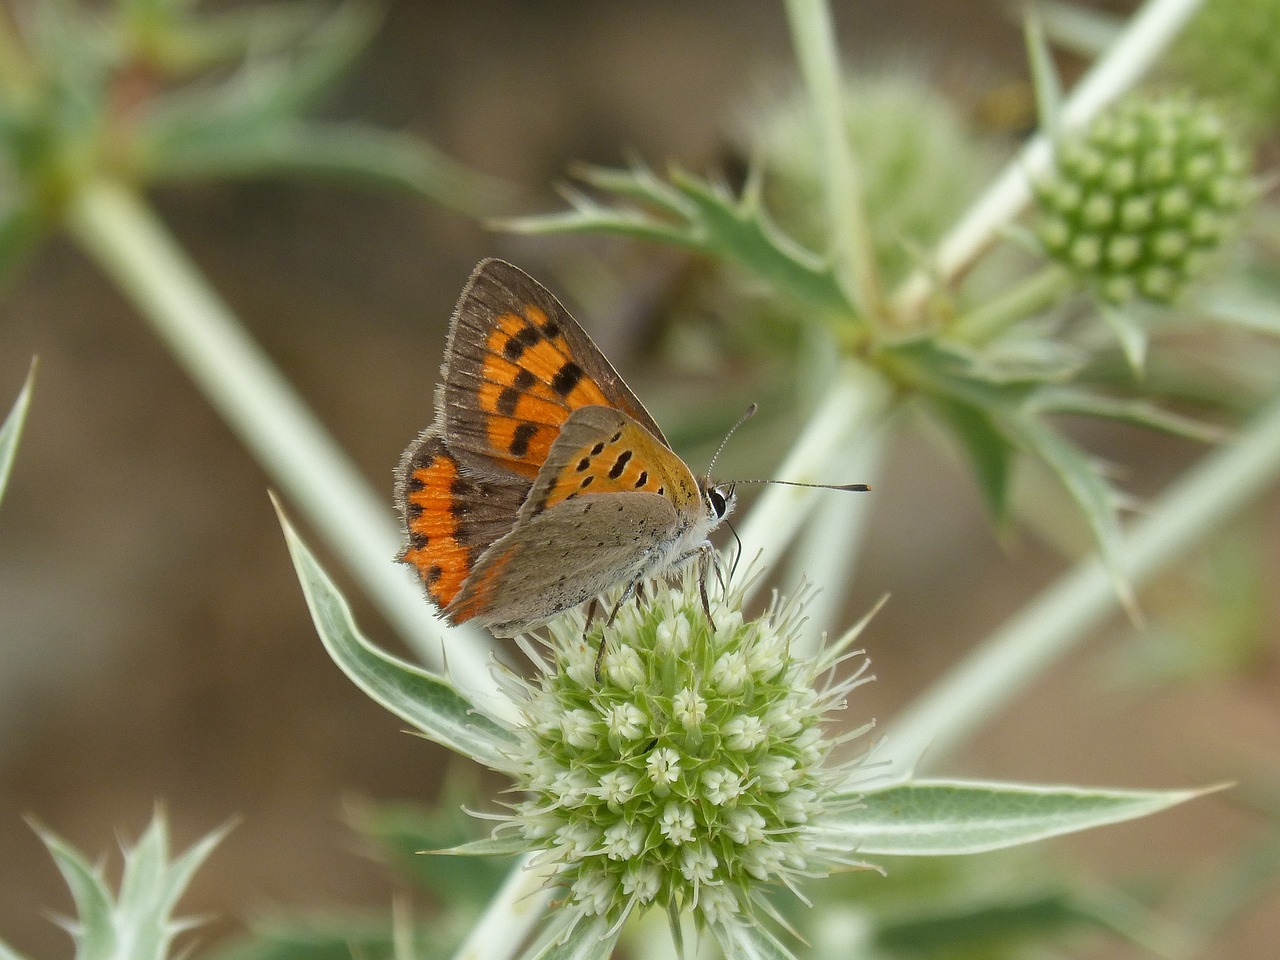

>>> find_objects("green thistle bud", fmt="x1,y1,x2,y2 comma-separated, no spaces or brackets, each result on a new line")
1177,0,1280,132
492,565,872,944
1034,97,1249,305
744,73,994,287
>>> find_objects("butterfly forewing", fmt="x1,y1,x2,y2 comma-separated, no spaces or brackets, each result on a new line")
440,259,668,480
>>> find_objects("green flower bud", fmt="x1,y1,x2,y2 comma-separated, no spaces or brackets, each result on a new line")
1034,96,1250,305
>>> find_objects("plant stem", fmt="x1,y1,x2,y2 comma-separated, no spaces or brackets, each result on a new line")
64,178,515,722
949,264,1075,343
784,0,884,322
737,363,892,607
786,424,885,653
893,0,1207,321
0,359,36,500
879,385,1280,777
447,854,550,960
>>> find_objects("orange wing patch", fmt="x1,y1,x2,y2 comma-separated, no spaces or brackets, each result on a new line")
531,419,697,516
400,445,474,611
474,306,613,477
445,540,521,623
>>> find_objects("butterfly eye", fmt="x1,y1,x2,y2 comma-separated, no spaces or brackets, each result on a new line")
707,487,729,519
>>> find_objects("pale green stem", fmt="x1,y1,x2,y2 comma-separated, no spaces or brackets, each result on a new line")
737,363,892,606
447,854,550,960
893,0,1206,320
0,359,35,503
784,0,884,321
64,179,516,724
785,424,885,655
949,263,1075,343
878,386,1280,779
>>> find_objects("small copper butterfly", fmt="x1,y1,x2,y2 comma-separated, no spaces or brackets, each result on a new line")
395,259,737,637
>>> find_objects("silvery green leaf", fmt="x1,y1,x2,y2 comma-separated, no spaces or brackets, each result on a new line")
0,362,35,509
504,164,855,316
818,779,1214,855
144,121,510,217
1195,283,1280,336
930,396,1016,522
141,0,378,147
1028,387,1225,443
28,811,228,960
277,507,521,773
711,919,798,960
36,825,117,960
1098,300,1148,376
1008,413,1131,605
430,835,530,858
670,170,853,316
571,160,697,220
0,942,29,960
520,914,619,960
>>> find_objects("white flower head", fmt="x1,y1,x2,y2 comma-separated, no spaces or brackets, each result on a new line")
494,559,871,951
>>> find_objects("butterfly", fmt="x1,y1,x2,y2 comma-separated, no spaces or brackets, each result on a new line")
395,259,736,638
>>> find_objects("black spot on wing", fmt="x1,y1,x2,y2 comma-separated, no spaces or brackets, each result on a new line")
503,324,543,360
496,386,520,416
608,450,633,479
551,361,585,397
509,422,538,457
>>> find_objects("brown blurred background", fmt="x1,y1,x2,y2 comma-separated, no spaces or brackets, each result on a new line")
0,1,1277,957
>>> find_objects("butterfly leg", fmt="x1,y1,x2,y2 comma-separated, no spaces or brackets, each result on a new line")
696,544,717,631
593,574,649,681
667,542,720,631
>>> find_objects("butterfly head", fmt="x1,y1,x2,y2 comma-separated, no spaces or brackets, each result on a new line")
701,478,737,529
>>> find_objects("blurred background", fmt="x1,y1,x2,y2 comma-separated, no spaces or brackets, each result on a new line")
0,1,1277,957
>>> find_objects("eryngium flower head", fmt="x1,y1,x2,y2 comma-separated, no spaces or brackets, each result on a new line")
490,565,874,947
1034,96,1250,305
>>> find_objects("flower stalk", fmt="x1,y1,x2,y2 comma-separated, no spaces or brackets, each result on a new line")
893,0,1209,320
784,0,885,324
65,178,508,718
881,383,1280,776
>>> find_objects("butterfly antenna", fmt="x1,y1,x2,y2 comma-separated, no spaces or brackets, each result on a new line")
731,478,871,492
706,403,758,479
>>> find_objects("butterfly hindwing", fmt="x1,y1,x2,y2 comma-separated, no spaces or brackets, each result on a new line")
439,259,668,481
444,405,701,634
518,405,700,520
394,430,529,611
446,492,681,635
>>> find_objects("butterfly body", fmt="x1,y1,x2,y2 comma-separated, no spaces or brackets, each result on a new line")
396,260,734,637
